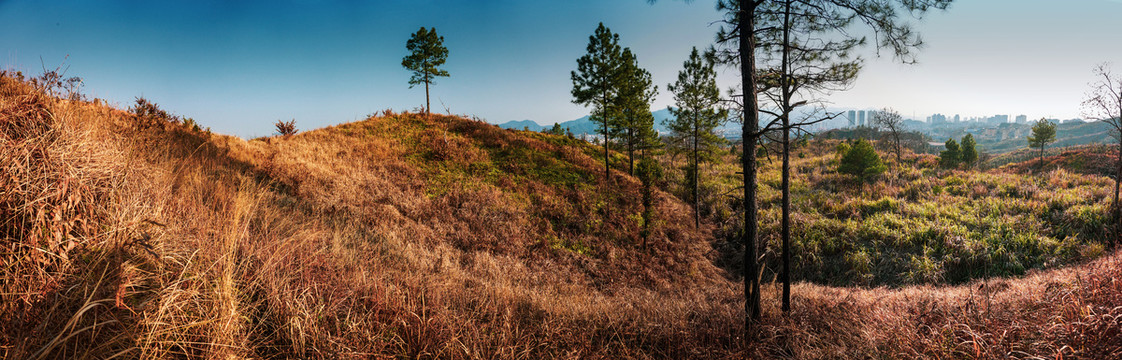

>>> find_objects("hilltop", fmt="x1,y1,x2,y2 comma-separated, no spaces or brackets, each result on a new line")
2,74,1120,358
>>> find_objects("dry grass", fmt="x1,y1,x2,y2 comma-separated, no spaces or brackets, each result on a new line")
1,73,1119,358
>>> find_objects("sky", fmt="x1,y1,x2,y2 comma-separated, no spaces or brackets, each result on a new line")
3,0,1121,138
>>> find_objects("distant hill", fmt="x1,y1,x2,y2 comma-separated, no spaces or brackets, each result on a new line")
498,108,742,138
497,119,543,132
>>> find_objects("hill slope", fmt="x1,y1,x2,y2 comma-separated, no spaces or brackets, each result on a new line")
2,73,1119,358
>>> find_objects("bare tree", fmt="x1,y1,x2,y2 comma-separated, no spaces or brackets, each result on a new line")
872,108,904,164
1082,63,1122,248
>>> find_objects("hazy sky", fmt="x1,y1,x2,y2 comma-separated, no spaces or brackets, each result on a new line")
3,0,1120,137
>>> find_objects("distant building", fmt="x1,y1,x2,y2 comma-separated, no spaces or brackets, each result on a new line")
928,113,947,124
986,114,1009,125
848,110,856,127
1015,114,1027,123
858,110,866,126
953,114,960,123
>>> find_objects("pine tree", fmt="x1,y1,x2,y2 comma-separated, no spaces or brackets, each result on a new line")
1028,118,1057,172
838,138,886,183
666,47,728,229
960,134,978,167
401,27,449,115
614,48,658,176
572,23,624,218
940,138,961,168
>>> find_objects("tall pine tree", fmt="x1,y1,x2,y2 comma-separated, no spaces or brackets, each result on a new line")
572,23,624,218
667,47,728,229
401,27,449,115
614,48,659,176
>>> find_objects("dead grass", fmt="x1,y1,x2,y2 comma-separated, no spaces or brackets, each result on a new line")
1,72,1119,358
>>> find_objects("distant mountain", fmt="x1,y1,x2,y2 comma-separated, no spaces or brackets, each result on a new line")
498,108,740,137
499,107,893,140
496,120,543,132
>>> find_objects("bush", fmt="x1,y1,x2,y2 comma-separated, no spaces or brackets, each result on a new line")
838,138,886,183
275,119,297,137
940,138,960,168
131,97,180,125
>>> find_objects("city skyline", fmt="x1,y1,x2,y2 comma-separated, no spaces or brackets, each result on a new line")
3,0,1121,137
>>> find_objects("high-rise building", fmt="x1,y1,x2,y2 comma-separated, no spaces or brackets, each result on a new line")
858,110,866,126
954,114,960,123
848,110,856,127
1015,115,1027,123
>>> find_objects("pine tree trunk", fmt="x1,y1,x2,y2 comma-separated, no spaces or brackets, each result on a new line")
629,125,635,176
1040,145,1045,172
425,80,430,116
694,114,700,229
602,88,611,220
740,0,762,328
780,0,792,315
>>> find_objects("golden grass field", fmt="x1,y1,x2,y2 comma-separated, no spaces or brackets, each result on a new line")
2,73,1119,358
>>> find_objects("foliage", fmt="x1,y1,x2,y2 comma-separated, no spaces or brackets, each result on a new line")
401,26,450,113
872,108,905,163
835,141,851,159
666,47,728,225
1029,118,1058,151
543,122,564,135
960,133,978,167
940,138,961,168
274,118,297,137
613,48,659,175
571,22,624,187
571,23,622,140
637,157,663,246
1029,118,1058,170
838,138,886,182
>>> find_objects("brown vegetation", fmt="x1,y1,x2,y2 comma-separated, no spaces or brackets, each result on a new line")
1,73,1119,358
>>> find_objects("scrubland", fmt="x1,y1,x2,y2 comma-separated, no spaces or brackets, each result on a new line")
673,140,1116,287
2,74,1119,358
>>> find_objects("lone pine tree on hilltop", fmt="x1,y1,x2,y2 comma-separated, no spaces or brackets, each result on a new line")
402,27,449,116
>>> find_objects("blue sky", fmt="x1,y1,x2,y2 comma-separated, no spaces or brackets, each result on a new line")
3,0,1121,137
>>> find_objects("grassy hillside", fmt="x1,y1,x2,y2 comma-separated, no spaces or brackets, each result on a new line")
677,141,1115,287
2,73,1120,358
985,144,1118,177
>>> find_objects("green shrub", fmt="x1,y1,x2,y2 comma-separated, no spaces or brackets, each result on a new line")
838,138,886,183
